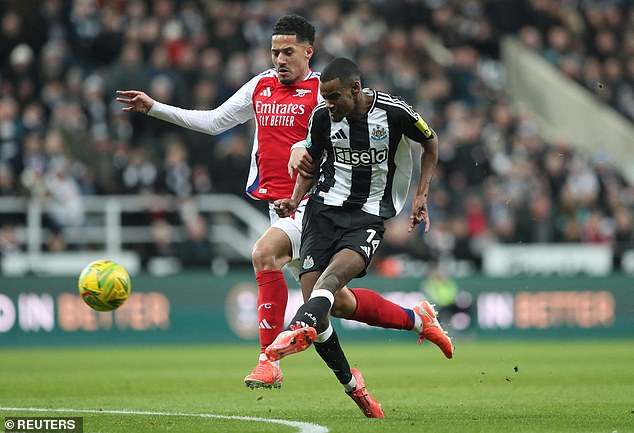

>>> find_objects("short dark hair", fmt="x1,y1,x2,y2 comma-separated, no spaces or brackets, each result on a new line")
272,15,315,45
320,57,360,84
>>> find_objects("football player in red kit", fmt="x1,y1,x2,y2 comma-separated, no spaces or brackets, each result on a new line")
117,15,446,391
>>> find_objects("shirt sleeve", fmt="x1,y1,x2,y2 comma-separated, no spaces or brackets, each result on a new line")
148,76,257,135
402,109,435,143
305,107,328,161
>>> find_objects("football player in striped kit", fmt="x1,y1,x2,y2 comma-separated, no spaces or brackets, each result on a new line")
117,17,435,392
269,57,454,418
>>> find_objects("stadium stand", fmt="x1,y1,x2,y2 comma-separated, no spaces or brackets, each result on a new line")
0,0,632,273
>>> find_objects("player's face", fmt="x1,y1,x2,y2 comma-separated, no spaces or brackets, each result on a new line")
271,35,313,85
320,78,358,122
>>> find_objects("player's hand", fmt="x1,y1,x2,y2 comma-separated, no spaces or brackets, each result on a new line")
409,195,430,233
288,146,313,179
273,198,298,218
116,90,155,114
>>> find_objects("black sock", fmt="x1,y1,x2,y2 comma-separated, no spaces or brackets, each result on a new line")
289,296,332,333
314,328,353,386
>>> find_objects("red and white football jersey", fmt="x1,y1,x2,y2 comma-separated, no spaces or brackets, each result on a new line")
149,69,321,202
246,69,320,201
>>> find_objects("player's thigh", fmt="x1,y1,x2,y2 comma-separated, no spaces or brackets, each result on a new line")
269,217,302,280
314,248,367,295
336,213,385,278
298,200,338,276
299,270,321,302
268,197,308,261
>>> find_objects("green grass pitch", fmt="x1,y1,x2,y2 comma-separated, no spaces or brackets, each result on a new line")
1,340,632,433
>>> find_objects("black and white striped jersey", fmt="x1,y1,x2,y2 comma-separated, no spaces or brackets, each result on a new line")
305,89,434,219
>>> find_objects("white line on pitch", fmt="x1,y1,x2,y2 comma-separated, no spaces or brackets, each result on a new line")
0,407,329,433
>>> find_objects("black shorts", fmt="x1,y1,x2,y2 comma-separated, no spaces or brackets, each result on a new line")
299,199,385,279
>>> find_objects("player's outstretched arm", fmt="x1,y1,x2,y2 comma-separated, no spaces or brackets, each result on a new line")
116,90,155,114
115,77,255,136
409,131,439,233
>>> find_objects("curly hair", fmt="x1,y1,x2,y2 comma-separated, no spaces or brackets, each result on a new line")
272,15,315,45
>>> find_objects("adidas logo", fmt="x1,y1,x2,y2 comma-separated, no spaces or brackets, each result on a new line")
330,129,347,141
361,246,371,257
260,87,271,97
294,320,311,328
259,319,273,329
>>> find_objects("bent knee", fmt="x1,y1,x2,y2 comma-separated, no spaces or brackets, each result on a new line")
330,302,348,318
251,243,276,270
330,292,357,319
252,242,292,271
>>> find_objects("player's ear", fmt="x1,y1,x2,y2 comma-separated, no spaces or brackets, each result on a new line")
351,80,361,94
305,45,314,60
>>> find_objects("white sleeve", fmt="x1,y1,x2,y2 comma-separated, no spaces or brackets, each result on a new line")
291,140,307,150
148,76,258,135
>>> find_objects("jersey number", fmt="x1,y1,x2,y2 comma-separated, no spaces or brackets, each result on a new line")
361,229,381,258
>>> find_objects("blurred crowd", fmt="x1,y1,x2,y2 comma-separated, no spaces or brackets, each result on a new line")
0,0,632,270
515,0,634,120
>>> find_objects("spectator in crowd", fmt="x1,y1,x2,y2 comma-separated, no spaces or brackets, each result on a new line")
148,218,176,260
44,159,85,230
0,225,20,255
177,214,213,268
0,163,17,196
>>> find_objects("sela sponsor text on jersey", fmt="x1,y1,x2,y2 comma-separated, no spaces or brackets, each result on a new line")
333,147,388,166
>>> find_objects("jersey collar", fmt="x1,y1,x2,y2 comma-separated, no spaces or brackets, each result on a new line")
365,88,377,113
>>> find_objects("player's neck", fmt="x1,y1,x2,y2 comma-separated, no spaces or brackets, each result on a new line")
286,67,311,85
299,66,311,80
347,91,373,121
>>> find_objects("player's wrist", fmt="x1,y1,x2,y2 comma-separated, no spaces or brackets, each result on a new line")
147,100,163,116
290,140,307,150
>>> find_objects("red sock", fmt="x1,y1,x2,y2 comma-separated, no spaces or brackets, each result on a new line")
255,270,289,353
350,288,414,330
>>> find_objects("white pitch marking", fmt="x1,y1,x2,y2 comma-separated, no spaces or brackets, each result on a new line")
0,407,329,433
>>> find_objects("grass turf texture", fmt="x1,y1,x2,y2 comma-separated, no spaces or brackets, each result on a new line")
0,341,631,433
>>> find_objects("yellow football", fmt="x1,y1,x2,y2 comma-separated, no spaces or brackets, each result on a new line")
78,260,131,312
